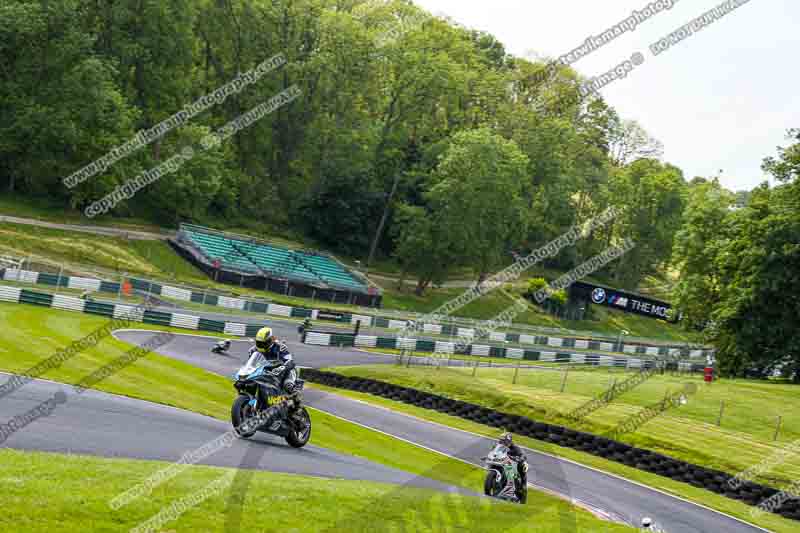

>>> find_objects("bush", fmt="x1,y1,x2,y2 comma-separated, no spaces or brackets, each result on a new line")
524,277,548,298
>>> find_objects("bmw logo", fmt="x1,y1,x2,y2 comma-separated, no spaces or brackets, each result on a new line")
591,288,606,304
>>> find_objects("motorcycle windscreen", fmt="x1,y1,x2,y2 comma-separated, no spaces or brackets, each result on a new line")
238,352,267,378
488,444,510,461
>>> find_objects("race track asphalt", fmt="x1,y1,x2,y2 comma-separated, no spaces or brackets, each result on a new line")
111,329,768,533
0,372,468,494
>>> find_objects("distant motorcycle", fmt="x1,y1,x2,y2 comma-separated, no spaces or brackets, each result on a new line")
230,350,311,448
212,339,231,355
297,318,312,335
482,443,527,504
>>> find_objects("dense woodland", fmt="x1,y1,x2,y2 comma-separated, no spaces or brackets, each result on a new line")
1,0,798,378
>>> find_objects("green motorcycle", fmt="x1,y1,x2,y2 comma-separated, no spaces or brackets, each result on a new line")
482,443,527,504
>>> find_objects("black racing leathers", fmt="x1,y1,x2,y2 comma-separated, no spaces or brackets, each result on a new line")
507,443,528,491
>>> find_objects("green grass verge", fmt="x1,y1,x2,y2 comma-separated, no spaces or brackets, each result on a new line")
326,365,800,490
0,448,634,533
309,382,799,533
0,301,632,531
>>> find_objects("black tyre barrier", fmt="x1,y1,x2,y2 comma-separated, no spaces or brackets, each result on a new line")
302,368,800,521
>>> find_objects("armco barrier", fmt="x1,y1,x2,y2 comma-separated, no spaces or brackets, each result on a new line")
0,285,249,339
303,331,704,372
0,266,714,359
300,369,800,521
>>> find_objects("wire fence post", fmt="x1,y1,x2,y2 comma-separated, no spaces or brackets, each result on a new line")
560,365,570,393
55,263,63,296
513,361,520,385
472,359,478,377
716,400,725,427
774,416,782,441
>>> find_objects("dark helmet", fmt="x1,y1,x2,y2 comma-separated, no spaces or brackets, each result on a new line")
499,432,513,447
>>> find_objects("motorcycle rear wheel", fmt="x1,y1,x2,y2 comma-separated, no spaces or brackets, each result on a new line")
285,407,311,448
231,395,258,438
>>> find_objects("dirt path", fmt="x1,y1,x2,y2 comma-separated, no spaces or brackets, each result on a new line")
0,214,169,241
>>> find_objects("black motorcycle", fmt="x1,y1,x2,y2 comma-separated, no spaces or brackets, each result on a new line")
230,351,311,448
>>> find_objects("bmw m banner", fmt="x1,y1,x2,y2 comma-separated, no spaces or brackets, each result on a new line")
570,281,680,323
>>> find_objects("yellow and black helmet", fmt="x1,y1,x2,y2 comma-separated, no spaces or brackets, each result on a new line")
255,326,276,353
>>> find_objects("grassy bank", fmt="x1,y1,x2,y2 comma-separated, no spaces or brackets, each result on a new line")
0,449,632,533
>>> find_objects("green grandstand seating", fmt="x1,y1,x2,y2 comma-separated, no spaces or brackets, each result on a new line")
181,227,367,291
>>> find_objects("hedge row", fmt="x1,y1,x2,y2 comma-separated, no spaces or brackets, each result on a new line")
301,368,800,521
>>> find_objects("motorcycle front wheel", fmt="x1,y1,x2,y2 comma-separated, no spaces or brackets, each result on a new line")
484,469,502,497
231,395,258,438
285,407,311,448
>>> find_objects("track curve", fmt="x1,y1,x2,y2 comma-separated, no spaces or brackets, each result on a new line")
0,371,470,493
114,329,768,533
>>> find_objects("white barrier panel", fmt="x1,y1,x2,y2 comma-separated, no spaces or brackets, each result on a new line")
388,320,406,330
67,276,102,292
223,322,246,336
628,358,643,369
435,341,455,354
267,304,292,317
161,285,192,302
354,335,378,347
51,295,86,313
506,348,524,360
171,314,200,330
668,348,681,357
571,353,586,364
519,334,536,345
423,324,443,335
310,310,319,320
4,269,39,283
457,328,475,339
690,349,703,358
470,344,490,357
539,351,556,362
489,332,506,342
547,337,563,347
0,286,22,303
599,342,614,352
646,346,659,356
598,356,614,366
305,332,331,346
574,339,589,349
217,296,245,310
351,314,372,327
397,338,417,350
114,304,144,322
624,344,637,354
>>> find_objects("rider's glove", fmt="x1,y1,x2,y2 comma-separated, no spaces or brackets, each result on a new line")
284,381,296,394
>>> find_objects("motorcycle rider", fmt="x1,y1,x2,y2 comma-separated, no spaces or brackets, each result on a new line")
250,326,297,394
499,432,529,500
298,318,312,335
214,339,231,353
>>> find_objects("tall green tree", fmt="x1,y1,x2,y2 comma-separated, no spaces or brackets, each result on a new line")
426,128,530,283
